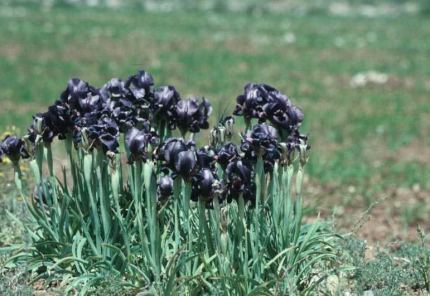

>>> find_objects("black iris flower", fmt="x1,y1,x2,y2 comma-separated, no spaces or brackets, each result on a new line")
157,175,173,199
61,78,99,112
27,113,55,144
45,101,73,139
74,114,120,154
263,92,304,132
175,150,197,179
100,78,129,102
152,86,180,124
0,135,30,163
173,98,212,135
233,83,275,120
89,117,120,153
159,138,197,179
125,127,157,163
234,83,304,137
191,169,219,204
196,146,216,169
78,93,104,115
100,78,144,131
216,142,239,169
241,123,280,172
125,70,154,102
159,138,191,170
106,99,140,132
224,159,255,204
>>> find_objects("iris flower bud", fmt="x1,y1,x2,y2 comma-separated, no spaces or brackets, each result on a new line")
223,116,235,139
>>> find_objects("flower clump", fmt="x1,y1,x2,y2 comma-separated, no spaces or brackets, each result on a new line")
0,70,309,209
0,70,331,296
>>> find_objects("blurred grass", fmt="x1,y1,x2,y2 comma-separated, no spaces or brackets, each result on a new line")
0,5,429,197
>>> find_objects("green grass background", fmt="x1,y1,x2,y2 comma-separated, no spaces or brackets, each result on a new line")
0,2,429,198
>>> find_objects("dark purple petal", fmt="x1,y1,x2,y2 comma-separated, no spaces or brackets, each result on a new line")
175,150,197,179
125,127,157,162
158,175,173,198
0,135,29,163
216,143,238,169
125,70,154,101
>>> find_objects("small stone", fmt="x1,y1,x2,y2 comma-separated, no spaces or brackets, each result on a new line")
326,274,339,294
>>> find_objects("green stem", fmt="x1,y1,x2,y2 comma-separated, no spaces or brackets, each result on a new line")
44,142,54,177
238,195,248,279
96,150,111,243
182,179,192,275
173,178,181,254
198,199,214,256
83,152,102,252
293,165,304,244
144,161,160,279
13,163,24,198
133,160,150,264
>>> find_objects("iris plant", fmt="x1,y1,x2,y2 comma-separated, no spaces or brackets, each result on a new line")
1,70,336,295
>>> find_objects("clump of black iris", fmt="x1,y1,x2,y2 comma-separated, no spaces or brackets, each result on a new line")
9,70,310,211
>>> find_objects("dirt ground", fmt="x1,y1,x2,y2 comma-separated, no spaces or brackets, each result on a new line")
303,177,430,246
